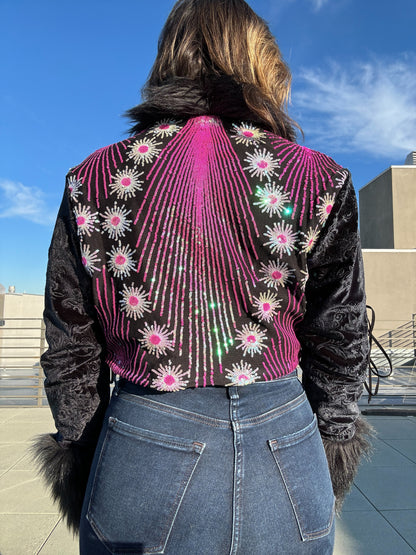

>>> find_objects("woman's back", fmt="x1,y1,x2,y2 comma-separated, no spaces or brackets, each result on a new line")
57,113,351,392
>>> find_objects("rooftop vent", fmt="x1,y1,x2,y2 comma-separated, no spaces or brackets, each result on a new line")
405,151,416,165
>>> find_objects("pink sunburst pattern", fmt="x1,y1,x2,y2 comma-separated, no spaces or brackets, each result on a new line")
119,283,151,320
101,203,132,240
138,322,175,357
253,182,290,217
73,203,99,237
151,119,182,138
151,361,189,391
264,222,298,256
235,323,267,357
300,226,320,253
252,291,281,323
106,242,136,279
225,361,260,386
67,175,83,200
259,260,295,289
80,244,101,275
231,123,266,146
317,193,336,225
243,148,280,181
110,168,144,199
128,137,162,166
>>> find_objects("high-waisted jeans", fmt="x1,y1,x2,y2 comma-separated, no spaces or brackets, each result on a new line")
79,372,335,554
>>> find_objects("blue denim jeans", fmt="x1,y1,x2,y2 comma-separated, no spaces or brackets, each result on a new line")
79,373,335,554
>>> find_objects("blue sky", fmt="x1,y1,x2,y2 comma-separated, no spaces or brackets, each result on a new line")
1,0,415,295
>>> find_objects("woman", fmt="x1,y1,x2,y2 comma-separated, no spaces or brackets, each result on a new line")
33,1,372,553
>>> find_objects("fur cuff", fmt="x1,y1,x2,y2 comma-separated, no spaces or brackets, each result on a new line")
322,417,374,514
30,434,95,533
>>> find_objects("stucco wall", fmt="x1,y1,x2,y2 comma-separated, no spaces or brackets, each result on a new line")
359,169,394,249
362,250,416,338
392,167,416,249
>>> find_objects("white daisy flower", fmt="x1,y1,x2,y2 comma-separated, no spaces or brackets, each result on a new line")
264,222,298,256
80,244,101,275
138,322,175,357
119,283,151,320
101,203,132,240
335,170,348,188
259,261,295,289
151,119,182,138
67,176,83,200
252,291,281,322
106,242,136,279
235,323,267,357
128,137,162,166
317,193,335,225
300,226,320,253
110,168,144,199
253,182,290,217
225,361,260,386
231,123,266,146
151,361,189,391
73,203,99,237
243,148,280,181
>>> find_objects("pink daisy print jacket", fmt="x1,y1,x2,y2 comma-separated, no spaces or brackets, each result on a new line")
35,114,370,530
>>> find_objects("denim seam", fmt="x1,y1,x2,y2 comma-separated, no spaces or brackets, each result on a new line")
229,389,243,555
118,390,306,429
119,391,232,428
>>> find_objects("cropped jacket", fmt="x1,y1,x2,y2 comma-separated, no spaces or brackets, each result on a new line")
32,85,372,532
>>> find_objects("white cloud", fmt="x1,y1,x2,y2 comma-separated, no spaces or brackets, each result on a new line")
293,55,416,158
308,0,329,10
0,179,55,226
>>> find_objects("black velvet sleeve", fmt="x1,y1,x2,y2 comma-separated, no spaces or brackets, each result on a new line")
31,187,110,532
297,173,373,509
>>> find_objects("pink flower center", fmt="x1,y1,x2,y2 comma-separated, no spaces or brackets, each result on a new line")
129,296,139,307
138,145,149,153
277,234,287,244
121,177,131,187
308,238,314,246
111,216,121,226
326,204,333,214
268,195,277,204
272,270,282,280
159,124,170,130
69,186,73,192
263,303,271,312
81,257,87,266
150,334,161,345
257,160,268,169
238,374,248,381
243,131,254,137
77,216,85,225
247,335,256,344
115,254,126,265
164,375,175,385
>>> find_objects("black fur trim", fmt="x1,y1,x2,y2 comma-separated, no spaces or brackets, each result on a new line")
30,433,95,533
322,417,375,513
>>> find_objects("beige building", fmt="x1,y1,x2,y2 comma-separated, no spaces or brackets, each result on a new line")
359,153,416,338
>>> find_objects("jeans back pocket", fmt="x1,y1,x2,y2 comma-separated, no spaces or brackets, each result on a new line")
87,416,205,554
268,415,335,541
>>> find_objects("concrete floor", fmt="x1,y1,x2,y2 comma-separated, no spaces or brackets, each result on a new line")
0,408,415,555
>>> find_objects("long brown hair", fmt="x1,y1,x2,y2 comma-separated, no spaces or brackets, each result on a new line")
135,0,299,140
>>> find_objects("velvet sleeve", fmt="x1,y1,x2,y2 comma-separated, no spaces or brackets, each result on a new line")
297,173,373,510
31,187,110,532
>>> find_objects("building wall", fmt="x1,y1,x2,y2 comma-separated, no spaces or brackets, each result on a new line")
362,250,416,337
392,167,416,249
359,168,394,249
0,293,45,368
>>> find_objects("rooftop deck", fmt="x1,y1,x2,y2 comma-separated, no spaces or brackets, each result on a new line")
1,408,415,554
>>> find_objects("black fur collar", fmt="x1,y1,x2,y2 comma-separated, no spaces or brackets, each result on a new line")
125,76,266,133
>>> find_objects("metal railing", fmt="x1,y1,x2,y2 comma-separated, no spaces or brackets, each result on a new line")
370,314,416,369
0,318,48,406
